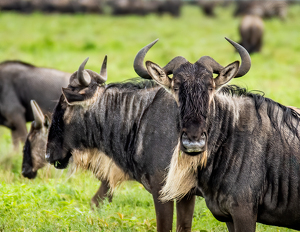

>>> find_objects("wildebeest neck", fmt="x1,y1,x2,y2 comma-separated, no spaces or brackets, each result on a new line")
206,85,300,167
92,85,163,153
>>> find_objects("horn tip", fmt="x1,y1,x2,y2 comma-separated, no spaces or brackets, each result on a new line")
82,57,89,66
225,37,235,45
152,38,159,46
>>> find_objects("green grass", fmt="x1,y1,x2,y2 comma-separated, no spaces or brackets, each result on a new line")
0,4,300,231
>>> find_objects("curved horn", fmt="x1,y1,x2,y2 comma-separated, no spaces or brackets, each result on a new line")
225,37,251,78
163,56,188,75
197,56,224,74
134,39,159,79
99,55,107,83
77,57,91,86
31,100,44,129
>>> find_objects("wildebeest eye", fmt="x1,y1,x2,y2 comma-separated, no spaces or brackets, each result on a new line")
174,88,179,91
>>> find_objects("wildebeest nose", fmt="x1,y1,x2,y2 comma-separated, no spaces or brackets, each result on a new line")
181,132,206,153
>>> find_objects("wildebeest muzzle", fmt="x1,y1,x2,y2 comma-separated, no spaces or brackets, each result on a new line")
180,118,207,156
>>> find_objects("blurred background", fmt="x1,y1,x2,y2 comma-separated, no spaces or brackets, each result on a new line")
0,0,299,231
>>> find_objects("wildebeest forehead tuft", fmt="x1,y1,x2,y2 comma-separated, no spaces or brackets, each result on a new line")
174,62,212,80
179,76,210,123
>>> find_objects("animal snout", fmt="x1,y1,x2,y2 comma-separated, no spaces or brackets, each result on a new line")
181,132,206,153
22,166,37,179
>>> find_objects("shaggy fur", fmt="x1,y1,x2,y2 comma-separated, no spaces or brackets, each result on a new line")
160,140,207,202
72,149,131,191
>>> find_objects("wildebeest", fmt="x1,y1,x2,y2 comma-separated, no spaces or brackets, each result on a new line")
22,100,113,207
197,0,217,17
234,0,287,20
32,0,103,14
110,0,181,17
0,0,33,13
0,60,70,147
138,38,300,231
239,14,264,54
45,56,196,231
22,100,50,179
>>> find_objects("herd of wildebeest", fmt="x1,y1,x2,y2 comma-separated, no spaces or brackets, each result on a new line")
1,0,300,231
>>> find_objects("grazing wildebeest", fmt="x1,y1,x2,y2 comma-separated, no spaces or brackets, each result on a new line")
110,0,181,17
197,0,217,17
0,60,70,147
45,56,196,231
138,38,300,231
22,100,113,207
0,0,33,13
239,15,264,54
157,0,181,18
73,0,103,14
22,100,50,179
32,0,77,13
234,0,287,20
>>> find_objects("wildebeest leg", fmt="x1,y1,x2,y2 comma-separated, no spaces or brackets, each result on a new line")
176,194,195,232
231,207,257,232
90,179,113,208
10,114,28,149
226,221,235,232
152,192,174,232
150,175,174,232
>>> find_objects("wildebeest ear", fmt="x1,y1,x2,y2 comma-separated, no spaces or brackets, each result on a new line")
31,100,44,129
62,88,85,105
145,61,172,89
214,61,240,89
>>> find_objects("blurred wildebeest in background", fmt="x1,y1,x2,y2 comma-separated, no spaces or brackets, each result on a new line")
0,61,70,148
22,100,114,207
0,0,33,13
142,38,300,231
239,14,264,54
0,0,103,14
197,0,217,17
32,0,76,13
234,0,287,20
73,0,103,14
45,56,197,232
109,0,181,17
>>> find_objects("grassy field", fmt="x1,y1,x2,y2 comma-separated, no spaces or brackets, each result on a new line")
0,3,300,231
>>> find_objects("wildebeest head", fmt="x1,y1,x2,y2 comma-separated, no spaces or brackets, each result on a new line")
22,100,50,179
45,56,107,169
134,38,251,156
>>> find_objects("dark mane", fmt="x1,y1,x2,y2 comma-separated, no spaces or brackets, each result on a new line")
105,77,159,92
0,60,35,67
220,85,300,139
